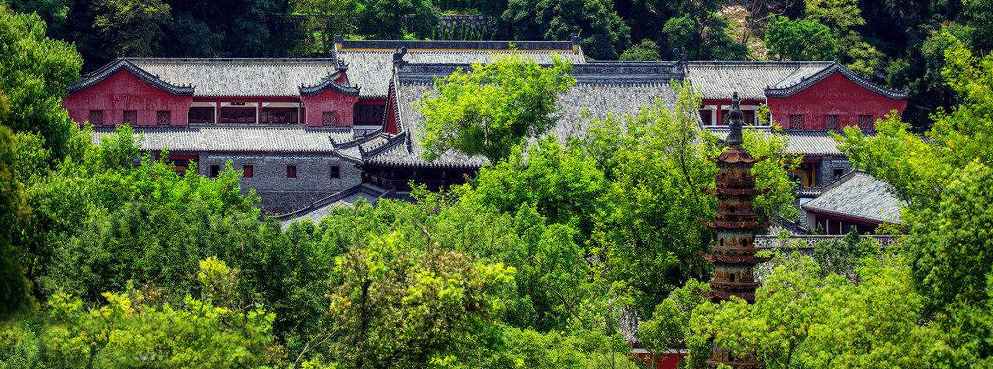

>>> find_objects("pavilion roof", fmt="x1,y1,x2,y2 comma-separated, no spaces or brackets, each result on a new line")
131,58,346,97
802,171,905,224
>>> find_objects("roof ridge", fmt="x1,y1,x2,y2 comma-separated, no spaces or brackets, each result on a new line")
338,39,577,51
395,62,685,84
688,60,835,66
129,57,338,64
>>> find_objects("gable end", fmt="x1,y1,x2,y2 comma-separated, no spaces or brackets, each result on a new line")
67,58,195,96
764,63,907,100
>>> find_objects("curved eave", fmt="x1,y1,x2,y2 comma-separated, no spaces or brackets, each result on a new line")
330,148,365,164
764,63,908,100
299,71,361,96
67,58,195,96
364,159,485,170
800,204,901,226
333,131,387,149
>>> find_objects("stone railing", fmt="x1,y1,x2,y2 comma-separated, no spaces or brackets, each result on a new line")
755,234,901,251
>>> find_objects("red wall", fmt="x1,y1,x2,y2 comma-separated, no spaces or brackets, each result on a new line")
383,92,399,134
632,351,684,369
767,72,906,130
63,70,192,126
300,89,360,127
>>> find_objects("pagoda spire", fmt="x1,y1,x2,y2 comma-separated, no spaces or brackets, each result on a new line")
700,93,770,369
726,92,744,146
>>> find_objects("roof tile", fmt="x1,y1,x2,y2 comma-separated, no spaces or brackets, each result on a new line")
802,171,905,224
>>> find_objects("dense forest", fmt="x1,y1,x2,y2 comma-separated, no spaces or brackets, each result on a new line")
2,0,993,368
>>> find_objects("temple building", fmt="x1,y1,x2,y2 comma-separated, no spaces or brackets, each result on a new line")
64,37,908,215
691,61,907,189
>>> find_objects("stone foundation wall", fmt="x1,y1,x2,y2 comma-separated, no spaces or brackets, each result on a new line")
817,156,852,187
197,153,362,213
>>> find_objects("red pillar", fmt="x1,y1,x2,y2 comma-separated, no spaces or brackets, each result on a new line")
716,104,723,126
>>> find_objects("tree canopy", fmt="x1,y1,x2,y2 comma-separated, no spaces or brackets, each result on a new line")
765,16,837,61
0,4,81,160
417,56,576,163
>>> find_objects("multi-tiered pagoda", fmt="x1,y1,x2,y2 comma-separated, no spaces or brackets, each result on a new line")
701,93,770,369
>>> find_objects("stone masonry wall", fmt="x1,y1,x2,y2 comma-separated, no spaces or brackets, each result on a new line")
818,156,852,187
197,153,362,213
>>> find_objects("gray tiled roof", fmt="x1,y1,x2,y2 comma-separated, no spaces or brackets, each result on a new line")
707,127,845,156
370,62,682,167
129,58,342,97
335,40,586,98
279,183,393,227
328,131,393,162
338,39,579,50
92,126,349,153
782,130,845,155
686,61,833,100
802,171,905,224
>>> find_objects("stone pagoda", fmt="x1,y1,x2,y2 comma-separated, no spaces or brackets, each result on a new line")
700,93,770,369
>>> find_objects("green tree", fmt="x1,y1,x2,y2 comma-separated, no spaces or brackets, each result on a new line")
811,230,877,280
324,232,516,368
803,0,882,75
354,0,438,39
622,0,747,60
686,254,936,369
663,14,747,60
4,0,69,31
619,39,661,61
500,0,631,60
839,41,993,311
637,279,708,366
834,40,993,365
485,328,640,369
291,0,360,54
1,258,284,368
765,16,837,61
0,123,31,317
464,137,607,238
804,0,863,32
0,3,82,160
960,0,993,52
91,0,173,57
21,126,268,302
417,55,575,163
